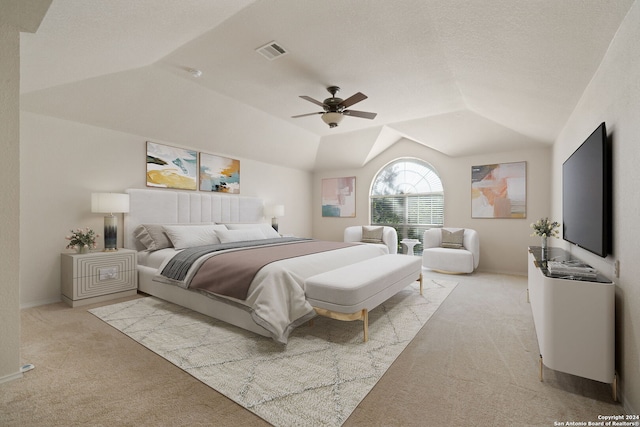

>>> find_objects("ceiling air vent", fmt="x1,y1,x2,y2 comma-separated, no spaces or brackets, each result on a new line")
255,41,289,60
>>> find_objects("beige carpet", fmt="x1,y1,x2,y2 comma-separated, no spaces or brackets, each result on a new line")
88,279,456,427
2,271,625,426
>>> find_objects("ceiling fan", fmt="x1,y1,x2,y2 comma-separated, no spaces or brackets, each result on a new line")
292,86,377,128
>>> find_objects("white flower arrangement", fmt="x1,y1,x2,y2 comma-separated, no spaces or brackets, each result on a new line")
65,227,99,250
530,218,560,238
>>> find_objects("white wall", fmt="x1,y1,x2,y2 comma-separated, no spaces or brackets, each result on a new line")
313,138,552,275
19,112,313,307
1,0,52,384
0,11,22,384
551,1,640,414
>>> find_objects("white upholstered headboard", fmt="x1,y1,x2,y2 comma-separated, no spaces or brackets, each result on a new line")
124,188,264,250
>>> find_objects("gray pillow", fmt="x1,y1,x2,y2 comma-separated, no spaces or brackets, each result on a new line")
361,226,384,244
134,224,172,251
441,229,464,249
134,223,215,251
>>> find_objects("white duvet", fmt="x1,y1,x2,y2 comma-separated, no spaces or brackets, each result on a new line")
152,242,388,344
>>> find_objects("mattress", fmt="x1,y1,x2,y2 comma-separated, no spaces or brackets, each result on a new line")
137,248,178,270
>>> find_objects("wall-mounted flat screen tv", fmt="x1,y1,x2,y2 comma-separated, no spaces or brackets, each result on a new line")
562,122,611,257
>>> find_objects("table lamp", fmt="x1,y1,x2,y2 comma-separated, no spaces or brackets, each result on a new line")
268,204,285,232
91,193,130,251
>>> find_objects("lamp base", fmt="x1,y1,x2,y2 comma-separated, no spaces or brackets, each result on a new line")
103,215,118,251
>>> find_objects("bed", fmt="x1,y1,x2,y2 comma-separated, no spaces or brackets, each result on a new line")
124,189,388,344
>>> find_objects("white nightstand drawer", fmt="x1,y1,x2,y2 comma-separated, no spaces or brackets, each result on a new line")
73,269,137,298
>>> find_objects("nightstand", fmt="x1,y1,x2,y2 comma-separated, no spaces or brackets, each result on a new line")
61,249,138,307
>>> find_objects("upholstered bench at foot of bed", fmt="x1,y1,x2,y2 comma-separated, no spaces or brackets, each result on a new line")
305,254,423,342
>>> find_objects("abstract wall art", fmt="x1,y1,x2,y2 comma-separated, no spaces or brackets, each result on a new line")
322,176,356,217
199,152,240,194
146,141,197,190
471,161,526,218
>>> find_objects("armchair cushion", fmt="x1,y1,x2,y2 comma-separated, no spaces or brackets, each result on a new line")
361,226,384,243
441,229,464,249
344,225,398,254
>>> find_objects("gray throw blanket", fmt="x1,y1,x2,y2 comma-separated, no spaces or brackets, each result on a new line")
160,237,309,281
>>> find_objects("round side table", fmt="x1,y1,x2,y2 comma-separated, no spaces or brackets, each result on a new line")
400,239,420,256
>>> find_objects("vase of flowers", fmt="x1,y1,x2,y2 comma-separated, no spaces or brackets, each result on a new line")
530,218,560,251
65,227,99,253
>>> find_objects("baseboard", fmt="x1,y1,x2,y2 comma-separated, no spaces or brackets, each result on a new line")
620,390,636,418
20,296,62,309
0,370,23,385
477,267,527,277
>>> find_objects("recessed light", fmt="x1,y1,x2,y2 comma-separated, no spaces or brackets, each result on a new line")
188,68,203,78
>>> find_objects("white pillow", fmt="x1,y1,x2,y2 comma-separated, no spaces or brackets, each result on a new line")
162,224,228,250
224,223,281,239
215,228,267,244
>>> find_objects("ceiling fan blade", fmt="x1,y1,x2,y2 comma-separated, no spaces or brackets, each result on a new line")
291,112,323,118
339,92,368,108
343,109,377,120
299,96,327,108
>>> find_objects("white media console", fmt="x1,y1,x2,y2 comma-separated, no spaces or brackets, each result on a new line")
527,246,616,400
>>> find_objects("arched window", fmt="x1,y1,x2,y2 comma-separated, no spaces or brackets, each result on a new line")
370,158,444,253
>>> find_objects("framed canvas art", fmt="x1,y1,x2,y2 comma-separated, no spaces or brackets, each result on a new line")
322,177,356,217
146,141,197,190
199,152,240,194
471,161,526,218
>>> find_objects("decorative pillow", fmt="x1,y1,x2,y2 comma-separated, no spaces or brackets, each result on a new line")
441,229,465,249
134,224,174,251
215,228,267,244
224,223,281,239
134,223,220,251
361,226,384,244
162,224,228,250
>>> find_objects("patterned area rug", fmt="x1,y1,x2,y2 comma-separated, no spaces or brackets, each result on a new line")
89,279,457,427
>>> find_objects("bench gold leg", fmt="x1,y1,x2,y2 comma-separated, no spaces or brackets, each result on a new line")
539,355,543,381
419,273,423,295
314,307,370,342
362,309,368,342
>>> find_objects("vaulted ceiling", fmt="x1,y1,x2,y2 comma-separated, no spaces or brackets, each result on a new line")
19,0,634,170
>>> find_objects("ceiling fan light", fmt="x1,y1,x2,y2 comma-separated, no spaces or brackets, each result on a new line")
322,112,344,128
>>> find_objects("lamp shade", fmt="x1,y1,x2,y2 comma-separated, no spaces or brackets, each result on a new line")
267,205,284,218
91,193,130,214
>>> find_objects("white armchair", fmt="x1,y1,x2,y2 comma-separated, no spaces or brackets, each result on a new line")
344,225,398,254
422,228,480,273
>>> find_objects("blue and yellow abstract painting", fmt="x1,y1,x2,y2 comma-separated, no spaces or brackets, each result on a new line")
199,152,240,194
146,141,197,190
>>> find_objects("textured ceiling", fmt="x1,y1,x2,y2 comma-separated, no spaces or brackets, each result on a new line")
19,0,634,170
